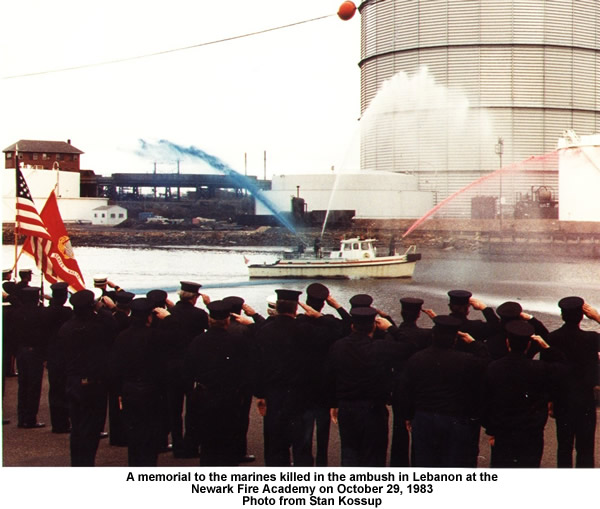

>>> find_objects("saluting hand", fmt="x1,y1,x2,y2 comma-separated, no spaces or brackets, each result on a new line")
330,408,338,425
530,334,549,349
583,302,600,323
242,303,257,316
299,301,321,318
153,307,170,320
457,331,475,344
469,297,486,311
231,313,252,325
201,293,211,306
101,296,116,310
375,316,392,331
257,399,267,417
326,295,341,310
422,308,436,319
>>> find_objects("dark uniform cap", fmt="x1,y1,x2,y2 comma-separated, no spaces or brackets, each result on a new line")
50,282,69,297
432,315,462,334
349,294,373,308
19,268,32,277
2,268,12,279
146,289,168,307
558,296,584,311
70,289,96,309
306,283,329,302
20,286,40,304
223,296,244,314
115,291,135,305
130,298,154,315
207,300,232,320
275,289,302,302
505,320,534,340
350,306,378,324
180,281,202,294
496,301,522,320
448,290,472,305
400,297,424,310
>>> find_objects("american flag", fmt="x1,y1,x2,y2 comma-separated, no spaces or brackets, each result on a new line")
15,167,51,240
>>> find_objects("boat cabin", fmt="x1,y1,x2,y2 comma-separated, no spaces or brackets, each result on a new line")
330,237,378,260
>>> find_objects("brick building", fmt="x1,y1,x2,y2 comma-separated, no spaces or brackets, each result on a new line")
3,139,84,172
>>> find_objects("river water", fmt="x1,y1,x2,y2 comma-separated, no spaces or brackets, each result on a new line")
3,244,599,331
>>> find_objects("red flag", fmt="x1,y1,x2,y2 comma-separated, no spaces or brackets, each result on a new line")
15,167,51,240
22,191,86,291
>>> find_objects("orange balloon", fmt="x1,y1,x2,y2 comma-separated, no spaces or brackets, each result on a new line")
337,1,357,21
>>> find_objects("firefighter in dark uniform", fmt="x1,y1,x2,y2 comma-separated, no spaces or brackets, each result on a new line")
447,289,500,343
106,291,135,447
112,291,135,332
110,298,171,466
387,297,432,467
43,282,74,433
295,283,347,466
168,281,209,457
348,293,393,340
402,315,490,467
146,288,174,451
544,296,600,468
184,300,246,466
15,286,46,428
328,307,413,467
482,320,566,468
58,289,117,466
254,288,325,466
2,281,20,424
222,295,260,464
15,268,32,291
485,301,549,360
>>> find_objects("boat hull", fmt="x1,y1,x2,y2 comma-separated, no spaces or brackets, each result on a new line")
248,254,421,279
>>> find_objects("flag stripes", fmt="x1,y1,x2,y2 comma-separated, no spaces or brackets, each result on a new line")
15,168,51,240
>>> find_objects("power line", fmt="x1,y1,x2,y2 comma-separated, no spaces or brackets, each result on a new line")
3,14,334,80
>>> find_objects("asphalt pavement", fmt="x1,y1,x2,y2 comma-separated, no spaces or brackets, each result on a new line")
2,371,597,468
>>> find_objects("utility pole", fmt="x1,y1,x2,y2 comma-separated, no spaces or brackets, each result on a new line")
495,137,504,228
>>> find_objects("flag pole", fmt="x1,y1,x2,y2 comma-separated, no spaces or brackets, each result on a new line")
14,144,20,277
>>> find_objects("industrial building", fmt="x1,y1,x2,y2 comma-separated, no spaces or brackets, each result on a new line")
355,0,600,219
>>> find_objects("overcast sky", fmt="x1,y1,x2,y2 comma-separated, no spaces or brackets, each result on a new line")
0,0,361,177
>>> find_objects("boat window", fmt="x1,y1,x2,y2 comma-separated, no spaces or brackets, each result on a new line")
343,243,351,251
361,242,370,250
353,243,359,250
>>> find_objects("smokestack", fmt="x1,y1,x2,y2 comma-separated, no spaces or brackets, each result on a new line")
67,139,71,145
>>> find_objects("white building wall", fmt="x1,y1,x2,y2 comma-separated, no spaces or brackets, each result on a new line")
3,167,81,199
257,172,434,219
91,206,128,226
558,134,600,222
2,168,109,222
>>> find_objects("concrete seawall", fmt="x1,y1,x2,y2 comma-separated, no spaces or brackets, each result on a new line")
3,219,600,258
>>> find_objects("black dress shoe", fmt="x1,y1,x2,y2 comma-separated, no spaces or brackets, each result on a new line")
18,422,45,429
159,444,173,453
239,454,256,463
99,431,109,439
